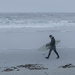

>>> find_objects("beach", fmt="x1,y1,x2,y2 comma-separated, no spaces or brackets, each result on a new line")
0,26,75,75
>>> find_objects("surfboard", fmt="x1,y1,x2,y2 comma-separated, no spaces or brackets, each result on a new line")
38,40,60,51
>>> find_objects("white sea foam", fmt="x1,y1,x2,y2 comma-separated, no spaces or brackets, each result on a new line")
0,13,75,29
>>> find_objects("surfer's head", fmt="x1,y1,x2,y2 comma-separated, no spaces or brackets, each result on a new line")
49,35,52,38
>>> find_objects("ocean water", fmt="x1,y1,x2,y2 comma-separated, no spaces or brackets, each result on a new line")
0,13,75,28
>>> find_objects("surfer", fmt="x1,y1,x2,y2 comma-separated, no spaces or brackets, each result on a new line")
45,35,60,59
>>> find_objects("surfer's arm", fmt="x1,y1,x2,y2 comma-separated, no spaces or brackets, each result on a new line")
50,38,55,46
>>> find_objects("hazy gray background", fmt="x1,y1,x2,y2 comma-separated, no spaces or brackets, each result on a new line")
0,0,75,12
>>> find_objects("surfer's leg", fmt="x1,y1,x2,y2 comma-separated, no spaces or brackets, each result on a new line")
45,48,52,59
48,49,52,58
54,48,59,59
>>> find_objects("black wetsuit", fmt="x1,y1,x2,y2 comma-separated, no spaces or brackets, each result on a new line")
46,37,59,59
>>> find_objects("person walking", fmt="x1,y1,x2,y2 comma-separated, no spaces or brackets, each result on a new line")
45,35,59,59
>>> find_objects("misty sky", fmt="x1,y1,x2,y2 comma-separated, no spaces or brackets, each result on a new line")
0,0,75,12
